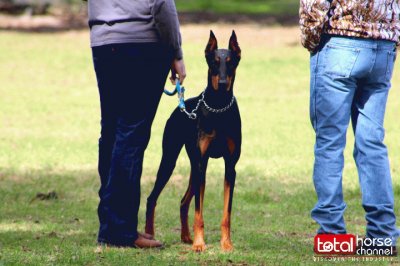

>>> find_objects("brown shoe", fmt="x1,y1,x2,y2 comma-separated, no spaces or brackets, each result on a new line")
138,231,154,240
134,235,163,248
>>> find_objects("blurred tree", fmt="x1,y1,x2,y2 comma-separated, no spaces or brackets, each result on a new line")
0,0,87,15
0,0,51,15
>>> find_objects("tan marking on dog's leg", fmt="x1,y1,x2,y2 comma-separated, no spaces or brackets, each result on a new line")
180,174,194,244
192,135,212,252
221,179,234,251
193,182,206,252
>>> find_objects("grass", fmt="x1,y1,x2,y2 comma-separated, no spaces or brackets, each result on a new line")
175,0,299,15
64,0,299,15
0,25,399,265
1,0,298,16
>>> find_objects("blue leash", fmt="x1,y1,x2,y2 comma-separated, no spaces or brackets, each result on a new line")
164,80,186,111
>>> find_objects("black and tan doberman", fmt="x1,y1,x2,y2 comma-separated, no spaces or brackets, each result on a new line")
145,30,241,252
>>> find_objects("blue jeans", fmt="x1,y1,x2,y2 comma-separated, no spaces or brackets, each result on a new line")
310,35,400,244
92,43,172,246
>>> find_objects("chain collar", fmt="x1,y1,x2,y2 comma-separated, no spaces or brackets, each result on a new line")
182,90,236,120
201,91,236,113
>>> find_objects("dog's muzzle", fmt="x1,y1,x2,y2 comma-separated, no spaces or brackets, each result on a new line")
215,49,231,84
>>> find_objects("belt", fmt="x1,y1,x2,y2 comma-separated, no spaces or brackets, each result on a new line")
88,18,152,29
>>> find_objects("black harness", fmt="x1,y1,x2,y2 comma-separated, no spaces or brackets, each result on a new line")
88,18,152,29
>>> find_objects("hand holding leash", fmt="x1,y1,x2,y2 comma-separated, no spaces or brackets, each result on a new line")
170,58,186,85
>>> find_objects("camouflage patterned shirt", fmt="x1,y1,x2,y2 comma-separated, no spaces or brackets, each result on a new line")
299,0,400,52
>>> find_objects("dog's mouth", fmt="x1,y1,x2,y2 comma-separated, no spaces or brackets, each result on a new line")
218,78,227,84
218,76,233,91
211,73,233,91
218,82,228,91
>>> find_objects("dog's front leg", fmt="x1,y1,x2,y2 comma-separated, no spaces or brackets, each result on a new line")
192,156,208,252
221,158,237,252
191,133,213,252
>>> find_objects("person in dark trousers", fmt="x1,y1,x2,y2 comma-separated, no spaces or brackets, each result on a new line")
300,0,400,253
88,0,186,248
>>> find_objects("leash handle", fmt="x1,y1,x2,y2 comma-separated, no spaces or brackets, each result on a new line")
164,80,186,110
163,80,180,96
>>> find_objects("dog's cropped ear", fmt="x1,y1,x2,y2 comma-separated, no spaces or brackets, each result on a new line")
205,30,218,56
229,30,241,57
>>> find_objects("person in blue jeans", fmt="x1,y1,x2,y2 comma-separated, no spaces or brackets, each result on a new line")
300,1,400,250
88,0,186,248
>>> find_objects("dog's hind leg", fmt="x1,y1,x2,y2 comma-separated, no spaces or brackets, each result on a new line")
180,173,194,244
145,117,185,236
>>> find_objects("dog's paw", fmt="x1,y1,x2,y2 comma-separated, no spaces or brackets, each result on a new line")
181,234,193,244
192,241,206,252
221,240,234,252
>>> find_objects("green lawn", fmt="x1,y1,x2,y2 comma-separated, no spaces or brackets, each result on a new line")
0,26,399,265
66,0,299,15
175,0,299,15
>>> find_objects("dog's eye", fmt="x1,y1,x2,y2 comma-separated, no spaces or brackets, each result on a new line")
210,61,219,75
226,60,238,75
213,58,220,68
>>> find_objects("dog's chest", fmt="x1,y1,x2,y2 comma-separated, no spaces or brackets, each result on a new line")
208,136,226,158
196,108,240,158
199,128,229,159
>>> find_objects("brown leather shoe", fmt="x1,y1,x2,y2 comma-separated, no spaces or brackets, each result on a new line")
138,231,154,240
134,235,163,248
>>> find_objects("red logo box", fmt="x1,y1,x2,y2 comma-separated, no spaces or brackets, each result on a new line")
314,234,356,255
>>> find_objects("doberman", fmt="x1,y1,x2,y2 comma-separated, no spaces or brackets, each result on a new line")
145,30,241,252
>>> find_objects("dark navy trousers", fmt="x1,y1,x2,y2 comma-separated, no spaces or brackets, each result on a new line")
92,43,172,247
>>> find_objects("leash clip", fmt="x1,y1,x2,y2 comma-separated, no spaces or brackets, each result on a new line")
181,109,197,120
188,113,197,119
164,80,200,120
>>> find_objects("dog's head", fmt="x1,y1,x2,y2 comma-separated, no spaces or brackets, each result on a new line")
205,30,241,92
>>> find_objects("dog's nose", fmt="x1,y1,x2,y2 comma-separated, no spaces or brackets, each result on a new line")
218,79,227,84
